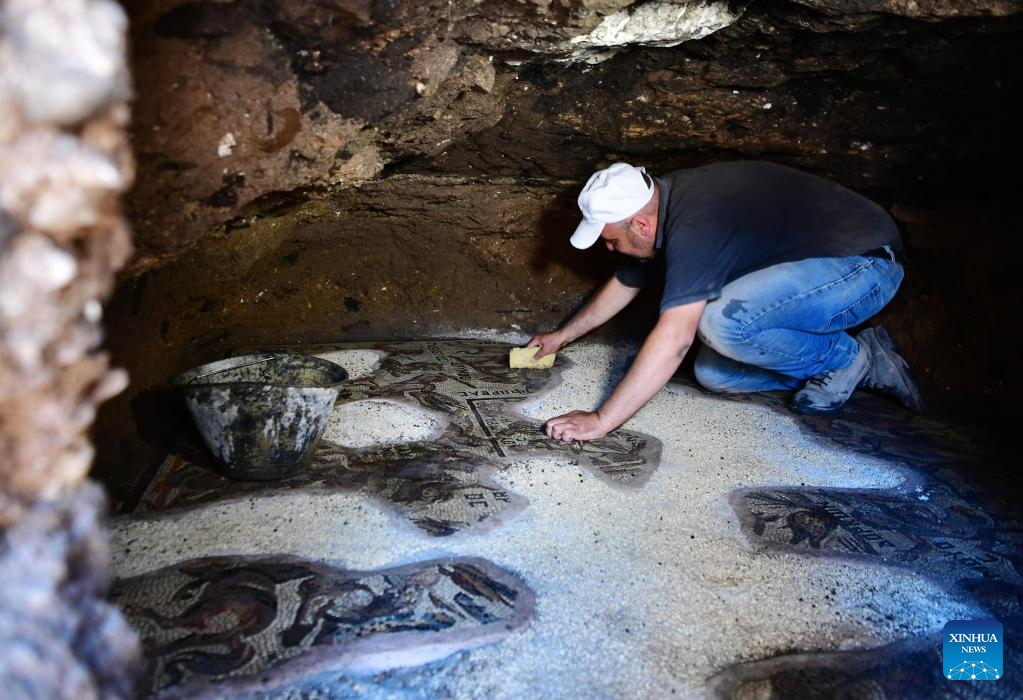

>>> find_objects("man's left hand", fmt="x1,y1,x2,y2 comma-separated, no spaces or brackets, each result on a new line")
544,411,611,443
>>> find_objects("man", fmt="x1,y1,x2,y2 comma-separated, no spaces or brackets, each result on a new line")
529,161,923,444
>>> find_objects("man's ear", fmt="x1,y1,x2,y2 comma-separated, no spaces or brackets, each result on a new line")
631,215,656,240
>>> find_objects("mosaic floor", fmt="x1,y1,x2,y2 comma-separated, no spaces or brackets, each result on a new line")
112,338,1020,698
715,392,1021,699
111,556,533,699
115,340,659,697
132,339,662,536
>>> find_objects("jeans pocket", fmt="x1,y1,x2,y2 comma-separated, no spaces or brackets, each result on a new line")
826,283,884,331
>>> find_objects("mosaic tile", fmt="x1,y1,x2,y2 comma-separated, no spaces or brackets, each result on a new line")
111,555,534,699
133,340,661,536
716,391,1022,698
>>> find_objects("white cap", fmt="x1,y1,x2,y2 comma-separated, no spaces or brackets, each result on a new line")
570,163,655,249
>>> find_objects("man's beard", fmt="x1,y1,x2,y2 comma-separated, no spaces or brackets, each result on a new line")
623,229,657,259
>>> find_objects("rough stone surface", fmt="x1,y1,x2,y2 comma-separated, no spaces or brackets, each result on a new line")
0,483,141,699
0,0,140,695
121,0,1023,275
1,0,134,519
792,0,1022,20
413,4,1023,195
567,1,747,59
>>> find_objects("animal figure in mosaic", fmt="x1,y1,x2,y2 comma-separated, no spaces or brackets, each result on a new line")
717,391,1021,698
112,556,534,699
133,340,662,535
738,487,1018,583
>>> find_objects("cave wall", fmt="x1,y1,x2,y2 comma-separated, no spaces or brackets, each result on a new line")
96,0,1023,496
0,0,141,695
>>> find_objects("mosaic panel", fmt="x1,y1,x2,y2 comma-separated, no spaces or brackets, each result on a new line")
716,391,1022,698
133,340,662,536
732,484,1021,585
731,394,1021,589
111,555,534,699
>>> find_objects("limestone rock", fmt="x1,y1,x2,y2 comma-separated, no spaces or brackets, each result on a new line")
1,1,140,695
121,0,1023,276
0,484,141,699
0,0,133,516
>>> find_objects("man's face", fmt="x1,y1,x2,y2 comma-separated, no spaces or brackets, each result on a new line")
601,220,656,259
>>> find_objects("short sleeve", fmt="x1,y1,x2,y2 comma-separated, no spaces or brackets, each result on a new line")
659,228,736,311
615,256,662,288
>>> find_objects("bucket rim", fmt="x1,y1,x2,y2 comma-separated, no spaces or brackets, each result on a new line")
172,352,348,389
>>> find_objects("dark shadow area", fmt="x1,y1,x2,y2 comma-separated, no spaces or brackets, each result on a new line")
667,380,1021,697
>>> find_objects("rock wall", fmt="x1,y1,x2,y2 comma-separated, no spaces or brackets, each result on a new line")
0,0,140,695
0,484,140,698
122,0,758,273
96,0,1023,495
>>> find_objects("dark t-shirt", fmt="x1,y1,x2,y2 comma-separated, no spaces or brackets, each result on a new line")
615,161,903,311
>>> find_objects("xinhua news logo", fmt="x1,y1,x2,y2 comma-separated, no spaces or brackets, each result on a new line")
943,619,1003,681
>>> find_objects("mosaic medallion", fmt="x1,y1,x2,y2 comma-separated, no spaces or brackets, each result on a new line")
112,555,534,699
132,340,661,536
716,391,1022,698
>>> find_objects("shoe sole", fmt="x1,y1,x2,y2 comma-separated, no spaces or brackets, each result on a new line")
864,327,926,413
790,399,844,415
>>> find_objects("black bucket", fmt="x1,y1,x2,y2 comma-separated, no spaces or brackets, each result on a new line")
172,353,348,481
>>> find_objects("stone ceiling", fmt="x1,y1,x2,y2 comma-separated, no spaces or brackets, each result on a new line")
123,0,1023,273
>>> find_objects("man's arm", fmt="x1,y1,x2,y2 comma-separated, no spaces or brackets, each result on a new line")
528,275,641,359
544,300,706,443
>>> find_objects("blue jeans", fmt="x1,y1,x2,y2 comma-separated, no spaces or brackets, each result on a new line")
693,250,904,393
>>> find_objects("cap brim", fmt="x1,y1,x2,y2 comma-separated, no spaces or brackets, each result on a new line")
570,219,603,249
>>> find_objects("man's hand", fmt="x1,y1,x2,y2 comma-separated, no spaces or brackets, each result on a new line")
544,410,611,443
527,330,567,360
541,301,706,445
525,277,642,362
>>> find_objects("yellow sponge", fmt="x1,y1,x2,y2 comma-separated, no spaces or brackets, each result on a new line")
509,347,556,369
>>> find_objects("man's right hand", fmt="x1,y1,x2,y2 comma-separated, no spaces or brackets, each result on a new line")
525,276,641,362
527,331,567,360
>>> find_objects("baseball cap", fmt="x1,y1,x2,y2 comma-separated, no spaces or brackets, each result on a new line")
570,163,655,249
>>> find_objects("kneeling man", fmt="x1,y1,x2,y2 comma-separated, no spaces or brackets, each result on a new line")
530,161,923,443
